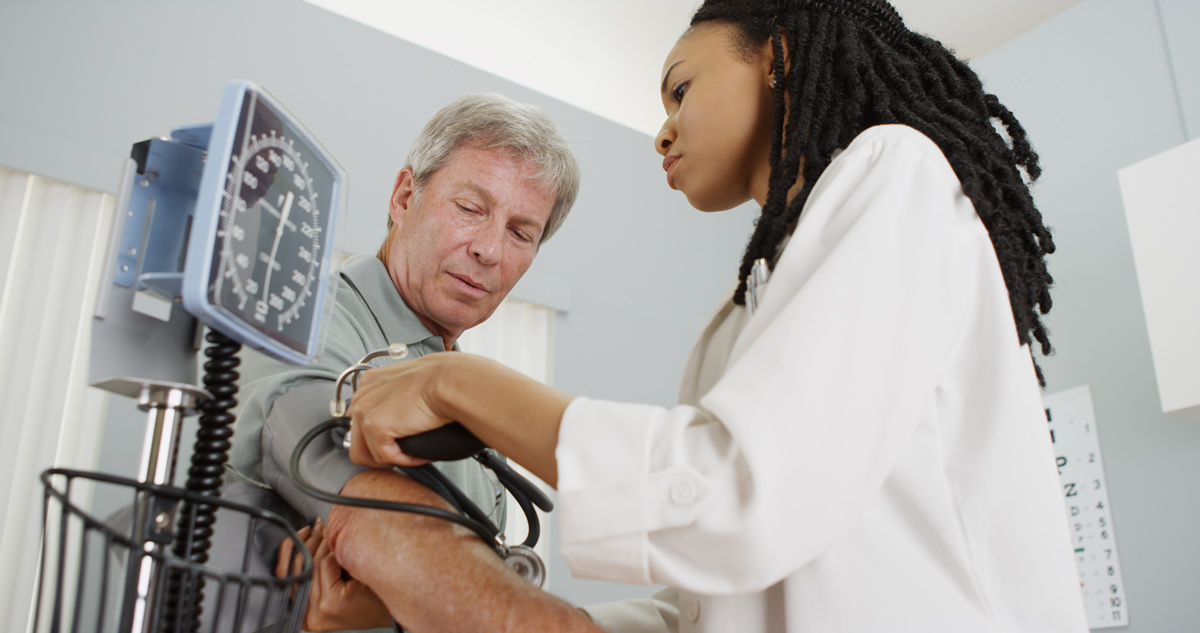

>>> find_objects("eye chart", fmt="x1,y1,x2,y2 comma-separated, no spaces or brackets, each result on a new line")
1044,385,1129,628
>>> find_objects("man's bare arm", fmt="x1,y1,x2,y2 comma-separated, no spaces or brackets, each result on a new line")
325,469,603,633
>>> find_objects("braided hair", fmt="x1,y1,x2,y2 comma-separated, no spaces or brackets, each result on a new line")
691,0,1055,383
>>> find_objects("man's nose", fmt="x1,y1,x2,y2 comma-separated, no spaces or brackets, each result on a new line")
655,121,675,156
469,223,503,266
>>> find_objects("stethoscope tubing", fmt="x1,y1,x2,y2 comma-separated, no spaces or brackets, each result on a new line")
289,417,503,551
289,417,553,549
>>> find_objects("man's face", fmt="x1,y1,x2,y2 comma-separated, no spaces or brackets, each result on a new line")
386,145,554,345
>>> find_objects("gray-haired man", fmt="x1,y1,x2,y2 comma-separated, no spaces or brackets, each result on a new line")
215,93,580,632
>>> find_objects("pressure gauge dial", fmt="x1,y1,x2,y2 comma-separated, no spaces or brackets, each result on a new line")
184,82,346,365
223,131,322,332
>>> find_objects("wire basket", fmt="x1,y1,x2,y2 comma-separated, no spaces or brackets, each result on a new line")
35,468,312,633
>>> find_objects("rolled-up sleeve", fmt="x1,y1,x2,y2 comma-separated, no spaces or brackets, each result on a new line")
580,588,680,633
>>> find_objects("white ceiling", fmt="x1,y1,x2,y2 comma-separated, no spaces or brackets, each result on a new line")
303,0,1082,137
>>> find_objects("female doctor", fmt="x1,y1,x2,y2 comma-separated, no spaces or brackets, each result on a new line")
333,0,1089,631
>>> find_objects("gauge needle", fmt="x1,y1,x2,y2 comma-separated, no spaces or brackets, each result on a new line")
261,190,294,302
258,197,297,230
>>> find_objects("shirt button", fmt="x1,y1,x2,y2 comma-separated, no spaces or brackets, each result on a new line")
669,479,697,505
682,597,701,622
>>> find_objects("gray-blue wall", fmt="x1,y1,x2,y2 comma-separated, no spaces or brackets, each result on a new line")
3,0,1198,628
974,0,1200,630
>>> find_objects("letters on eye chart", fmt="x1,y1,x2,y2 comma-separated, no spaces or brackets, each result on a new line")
1044,385,1129,629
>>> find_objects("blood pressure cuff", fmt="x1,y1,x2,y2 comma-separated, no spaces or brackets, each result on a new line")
260,380,365,522
257,380,505,529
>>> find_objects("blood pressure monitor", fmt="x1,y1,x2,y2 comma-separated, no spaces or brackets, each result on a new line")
183,82,345,365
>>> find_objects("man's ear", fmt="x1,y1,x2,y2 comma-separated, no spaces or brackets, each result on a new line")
389,167,416,227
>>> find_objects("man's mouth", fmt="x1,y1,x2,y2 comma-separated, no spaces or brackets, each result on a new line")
450,273,487,294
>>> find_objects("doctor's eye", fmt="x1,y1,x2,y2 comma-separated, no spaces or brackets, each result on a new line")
671,81,689,103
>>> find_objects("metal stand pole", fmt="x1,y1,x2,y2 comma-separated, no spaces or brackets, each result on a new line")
117,384,206,633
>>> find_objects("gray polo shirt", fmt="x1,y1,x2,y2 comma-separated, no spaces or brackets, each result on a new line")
206,254,503,633
226,254,503,523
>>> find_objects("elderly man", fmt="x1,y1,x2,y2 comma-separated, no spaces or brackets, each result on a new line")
212,92,580,633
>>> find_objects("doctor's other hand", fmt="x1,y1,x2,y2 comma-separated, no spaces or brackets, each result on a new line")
275,517,392,631
345,352,467,469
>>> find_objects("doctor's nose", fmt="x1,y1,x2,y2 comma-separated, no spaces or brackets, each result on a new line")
655,124,675,156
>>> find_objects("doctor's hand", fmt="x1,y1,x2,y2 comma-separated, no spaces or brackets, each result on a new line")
345,353,461,469
347,351,572,487
275,517,392,631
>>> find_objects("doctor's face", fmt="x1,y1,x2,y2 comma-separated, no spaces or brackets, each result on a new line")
655,23,776,211
385,145,554,347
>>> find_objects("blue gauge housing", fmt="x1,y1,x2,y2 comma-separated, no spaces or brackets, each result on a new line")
183,82,345,365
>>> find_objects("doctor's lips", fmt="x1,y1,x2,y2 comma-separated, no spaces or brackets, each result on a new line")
662,154,680,188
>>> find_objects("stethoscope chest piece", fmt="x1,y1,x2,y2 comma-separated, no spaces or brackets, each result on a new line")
502,544,546,588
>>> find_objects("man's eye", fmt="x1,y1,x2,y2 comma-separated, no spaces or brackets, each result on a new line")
457,203,481,215
511,228,534,243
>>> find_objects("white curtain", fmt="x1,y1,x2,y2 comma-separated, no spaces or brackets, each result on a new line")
458,299,558,587
0,166,114,633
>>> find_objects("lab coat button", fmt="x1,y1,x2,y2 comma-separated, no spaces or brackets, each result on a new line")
669,479,697,505
682,597,701,622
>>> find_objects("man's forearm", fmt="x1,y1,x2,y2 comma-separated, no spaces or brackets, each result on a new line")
326,469,602,633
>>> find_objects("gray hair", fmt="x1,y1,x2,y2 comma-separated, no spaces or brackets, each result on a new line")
404,93,580,243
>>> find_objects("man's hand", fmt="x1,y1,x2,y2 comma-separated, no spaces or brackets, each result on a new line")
276,517,392,631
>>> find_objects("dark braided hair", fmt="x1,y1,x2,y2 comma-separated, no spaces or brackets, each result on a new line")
691,0,1055,383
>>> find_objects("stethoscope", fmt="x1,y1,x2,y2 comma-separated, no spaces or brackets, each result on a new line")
288,344,553,597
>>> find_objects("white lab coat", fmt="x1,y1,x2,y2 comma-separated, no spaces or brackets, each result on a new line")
557,125,1088,632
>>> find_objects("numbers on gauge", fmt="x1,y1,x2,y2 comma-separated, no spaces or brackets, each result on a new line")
218,131,322,331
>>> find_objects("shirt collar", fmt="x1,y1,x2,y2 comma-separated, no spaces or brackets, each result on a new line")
338,255,449,351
